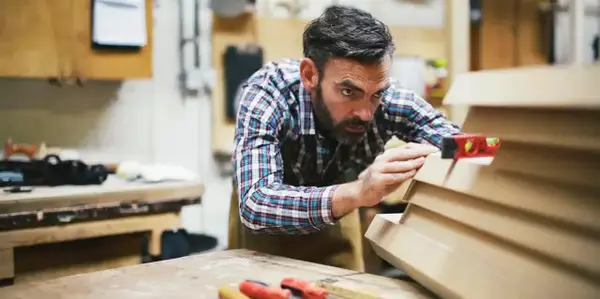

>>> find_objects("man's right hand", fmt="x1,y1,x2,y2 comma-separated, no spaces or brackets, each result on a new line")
356,143,439,207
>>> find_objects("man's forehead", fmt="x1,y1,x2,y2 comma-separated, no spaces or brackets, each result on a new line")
337,79,390,93
324,58,391,84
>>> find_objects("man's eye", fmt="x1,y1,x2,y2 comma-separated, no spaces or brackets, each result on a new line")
341,88,353,96
373,92,384,99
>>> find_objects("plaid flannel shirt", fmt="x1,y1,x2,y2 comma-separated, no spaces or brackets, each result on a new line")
233,59,460,235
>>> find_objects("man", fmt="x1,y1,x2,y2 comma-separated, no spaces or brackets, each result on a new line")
229,5,461,271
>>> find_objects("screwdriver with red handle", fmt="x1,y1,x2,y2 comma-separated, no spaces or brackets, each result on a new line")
238,280,292,299
280,277,329,299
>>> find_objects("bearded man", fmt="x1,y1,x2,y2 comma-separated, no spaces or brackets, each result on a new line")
229,5,461,271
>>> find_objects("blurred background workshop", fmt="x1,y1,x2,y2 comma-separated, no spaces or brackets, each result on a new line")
0,0,598,298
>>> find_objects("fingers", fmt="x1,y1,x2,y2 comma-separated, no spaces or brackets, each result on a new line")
377,169,417,185
379,157,426,173
376,145,439,162
405,142,440,152
358,169,366,180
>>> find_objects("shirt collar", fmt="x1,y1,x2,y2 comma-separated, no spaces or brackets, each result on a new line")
298,81,317,135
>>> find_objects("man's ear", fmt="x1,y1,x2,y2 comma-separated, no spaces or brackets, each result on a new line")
299,58,319,92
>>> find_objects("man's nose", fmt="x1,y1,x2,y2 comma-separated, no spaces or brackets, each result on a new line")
354,107,373,122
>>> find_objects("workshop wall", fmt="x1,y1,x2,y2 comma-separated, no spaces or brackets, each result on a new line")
555,0,600,63
0,0,596,247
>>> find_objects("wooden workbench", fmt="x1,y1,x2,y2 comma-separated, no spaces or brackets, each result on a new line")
0,177,204,285
0,249,435,299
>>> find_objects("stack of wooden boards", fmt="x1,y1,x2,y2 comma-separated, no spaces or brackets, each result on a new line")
366,64,600,298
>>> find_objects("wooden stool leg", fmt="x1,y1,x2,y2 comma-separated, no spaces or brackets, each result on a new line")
361,207,383,274
148,229,163,258
0,248,14,287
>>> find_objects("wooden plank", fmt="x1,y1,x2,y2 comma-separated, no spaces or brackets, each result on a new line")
0,212,180,249
211,14,446,156
0,249,434,298
0,176,204,214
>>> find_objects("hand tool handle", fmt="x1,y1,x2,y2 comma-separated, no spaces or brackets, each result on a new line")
4,139,39,160
281,277,328,299
218,285,250,299
239,280,291,299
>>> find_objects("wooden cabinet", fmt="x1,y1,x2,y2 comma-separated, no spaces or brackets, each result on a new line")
471,0,548,70
0,0,153,80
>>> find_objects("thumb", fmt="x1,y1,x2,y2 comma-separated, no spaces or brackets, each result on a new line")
358,169,367,180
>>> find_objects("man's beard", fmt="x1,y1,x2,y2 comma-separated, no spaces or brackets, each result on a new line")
313,84,370,145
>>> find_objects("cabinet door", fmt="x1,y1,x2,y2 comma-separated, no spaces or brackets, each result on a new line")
0,0,72,78
476,0,547,70
70,0,153,80
0,0,153,80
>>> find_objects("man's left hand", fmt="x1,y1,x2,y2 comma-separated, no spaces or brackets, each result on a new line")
358,142,439,180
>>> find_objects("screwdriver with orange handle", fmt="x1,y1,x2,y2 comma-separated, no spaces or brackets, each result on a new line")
280,277,330,299
239,280,292,299
218,285,250,299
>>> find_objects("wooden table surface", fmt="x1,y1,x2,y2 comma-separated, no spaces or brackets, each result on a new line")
0,176,205,214
0,249,435,299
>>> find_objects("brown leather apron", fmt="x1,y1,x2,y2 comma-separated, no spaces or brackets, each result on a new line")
228,182,365,271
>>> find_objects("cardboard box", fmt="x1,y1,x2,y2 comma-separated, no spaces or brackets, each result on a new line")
366,64,600,299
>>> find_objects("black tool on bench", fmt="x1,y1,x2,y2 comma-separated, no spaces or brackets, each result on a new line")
0,154,109,187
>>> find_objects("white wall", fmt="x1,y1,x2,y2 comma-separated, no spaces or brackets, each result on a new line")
555,0,600,64
0,0,596,247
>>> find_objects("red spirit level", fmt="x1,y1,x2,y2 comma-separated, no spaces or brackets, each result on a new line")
441,135,502,159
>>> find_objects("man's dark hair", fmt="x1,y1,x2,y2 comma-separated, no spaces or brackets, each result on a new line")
302,5,395,72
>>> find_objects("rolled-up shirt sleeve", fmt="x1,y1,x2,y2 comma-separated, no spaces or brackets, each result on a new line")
233,84,338,235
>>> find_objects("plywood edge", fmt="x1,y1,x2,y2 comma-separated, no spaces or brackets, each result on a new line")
411,154,600,233
462,106,600,153
365,212,515,299
406,183,600,277
490,142,600,189
443,64,600,109
367,206,600,299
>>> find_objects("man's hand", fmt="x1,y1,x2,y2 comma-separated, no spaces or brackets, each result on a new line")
356,143,439,207
331,143,438,219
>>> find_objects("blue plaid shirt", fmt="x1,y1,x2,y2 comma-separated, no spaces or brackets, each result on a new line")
233,59,460,235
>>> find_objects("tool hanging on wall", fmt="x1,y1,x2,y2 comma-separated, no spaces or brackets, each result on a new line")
594,0,600,61
211,0,256,18
178,0,203,94
223,43,264,122
273,0,307,17
539,0,600,63
594,35,599,61
538,0,557,64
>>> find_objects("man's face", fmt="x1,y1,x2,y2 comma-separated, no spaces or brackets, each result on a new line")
301,57,391,144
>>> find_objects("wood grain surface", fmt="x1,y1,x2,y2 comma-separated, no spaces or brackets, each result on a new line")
0,249,435,299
